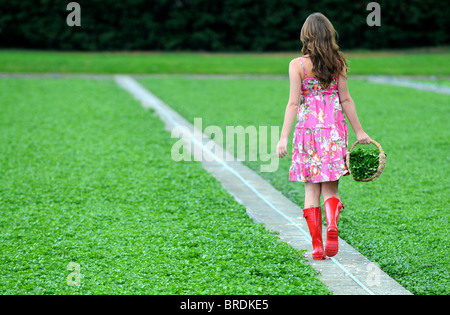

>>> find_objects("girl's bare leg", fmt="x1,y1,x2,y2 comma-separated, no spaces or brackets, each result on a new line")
321,180,340,202
304,182,321,208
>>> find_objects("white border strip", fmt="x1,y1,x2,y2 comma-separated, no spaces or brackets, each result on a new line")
115,75,376,295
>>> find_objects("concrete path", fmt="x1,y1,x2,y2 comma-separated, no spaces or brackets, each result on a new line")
115,75,412,295
363,75,450,94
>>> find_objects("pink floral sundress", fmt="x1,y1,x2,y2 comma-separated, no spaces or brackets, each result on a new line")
289,58,349,183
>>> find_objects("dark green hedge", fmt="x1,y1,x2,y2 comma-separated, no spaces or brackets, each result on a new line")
0,0,448,51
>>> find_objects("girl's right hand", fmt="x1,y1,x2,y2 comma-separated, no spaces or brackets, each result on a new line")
277,138,288,158
356,130,371,144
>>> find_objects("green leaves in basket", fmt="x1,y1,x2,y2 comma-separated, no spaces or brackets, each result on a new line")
349,147,381,180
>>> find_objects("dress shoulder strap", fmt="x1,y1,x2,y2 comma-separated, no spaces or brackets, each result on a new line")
298,57,307,78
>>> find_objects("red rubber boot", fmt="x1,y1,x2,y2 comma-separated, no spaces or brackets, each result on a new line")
303,206,325,260
324,195,344,257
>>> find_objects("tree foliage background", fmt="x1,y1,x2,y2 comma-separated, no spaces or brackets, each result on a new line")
0,0,448,51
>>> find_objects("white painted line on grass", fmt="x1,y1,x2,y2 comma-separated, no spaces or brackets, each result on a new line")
115,75,376,295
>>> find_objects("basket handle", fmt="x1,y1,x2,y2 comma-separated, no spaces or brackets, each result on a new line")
348,139,385,156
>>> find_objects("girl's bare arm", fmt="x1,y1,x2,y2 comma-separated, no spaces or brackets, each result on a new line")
277,59,302,158
337,70,371,144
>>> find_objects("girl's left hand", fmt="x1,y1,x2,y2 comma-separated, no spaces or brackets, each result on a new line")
277,138,288,158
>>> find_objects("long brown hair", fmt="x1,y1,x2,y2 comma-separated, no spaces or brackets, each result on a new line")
300,13,348,88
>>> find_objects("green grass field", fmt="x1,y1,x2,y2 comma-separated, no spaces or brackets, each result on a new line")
1,50,449,295
0,49,449,75
137,77,450,295
0,78,330,294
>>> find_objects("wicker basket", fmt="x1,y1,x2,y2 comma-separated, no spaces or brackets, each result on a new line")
345,139,386,182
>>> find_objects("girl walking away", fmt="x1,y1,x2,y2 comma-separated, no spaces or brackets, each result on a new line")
277,13,371,260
